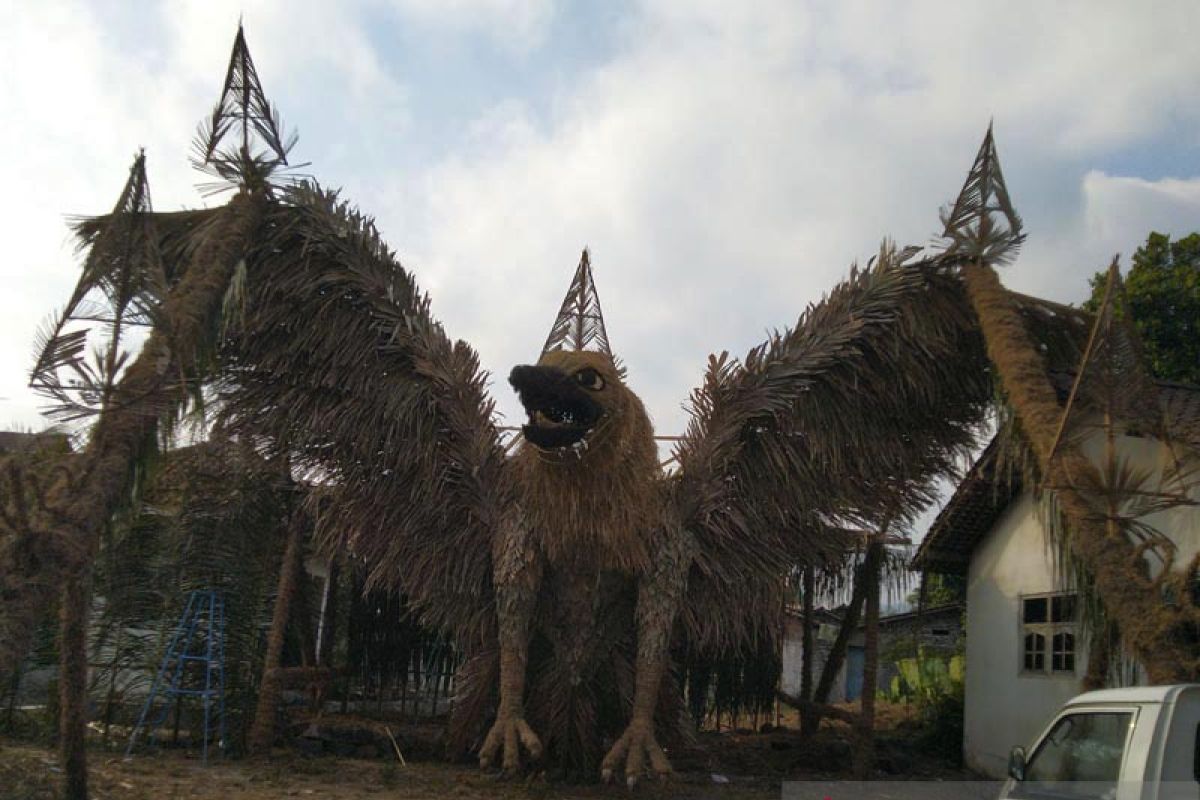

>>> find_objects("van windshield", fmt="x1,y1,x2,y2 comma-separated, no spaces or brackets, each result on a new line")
1020,711,1133,799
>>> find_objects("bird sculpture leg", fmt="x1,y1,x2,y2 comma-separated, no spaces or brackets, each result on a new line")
601,530,691,787
479,520,544,774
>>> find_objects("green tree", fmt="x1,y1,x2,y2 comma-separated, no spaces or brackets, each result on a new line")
1084,231,1200,386
905,573,964,608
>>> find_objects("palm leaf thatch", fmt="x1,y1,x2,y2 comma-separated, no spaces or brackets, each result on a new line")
215,182,506,648
672,240,992,654
2,191,265,800
939,122,1024,267
948,125,1200,682
10,29,288,798
248,501,306,753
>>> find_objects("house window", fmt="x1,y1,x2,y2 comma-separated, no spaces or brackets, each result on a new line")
1021,593,1076,676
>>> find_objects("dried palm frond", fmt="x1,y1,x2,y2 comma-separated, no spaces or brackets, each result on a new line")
30,152,167,422
191,24,300,192
1019,261,1199,655
0,444,78,679
937,122,1025,267
215,182,505,647
88,439,293,751
674,240,992,653
0,192,266,681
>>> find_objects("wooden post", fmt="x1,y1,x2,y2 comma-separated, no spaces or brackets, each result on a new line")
799,564,816,734
853,533,885,778
59,566,92,800
248,509,305,754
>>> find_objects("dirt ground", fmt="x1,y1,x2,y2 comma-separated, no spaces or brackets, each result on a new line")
0,703,976,800
0,741,776,800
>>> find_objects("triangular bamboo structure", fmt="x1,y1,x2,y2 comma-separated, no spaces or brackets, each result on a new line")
950,125,1200,683
940,122,1025,265
192,23,295,188
541,249,614,357
30,151,166,421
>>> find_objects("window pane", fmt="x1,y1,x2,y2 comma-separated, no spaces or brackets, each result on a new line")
1064,654,1074,672
1024,597,1048,623
1033,652,1044,671
1024,712,1131,794
1053,652,1064,671
1052,595,1077,622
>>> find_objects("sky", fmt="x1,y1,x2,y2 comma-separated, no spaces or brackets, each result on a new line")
2,0,1200,544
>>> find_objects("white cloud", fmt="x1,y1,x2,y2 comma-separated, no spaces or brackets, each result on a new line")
3,1,1200,538
1082,172,1200,254
391,1,1200,442
0,0,411,429
381,0,557,54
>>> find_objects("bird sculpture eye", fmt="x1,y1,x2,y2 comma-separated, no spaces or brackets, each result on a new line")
575,368,605,391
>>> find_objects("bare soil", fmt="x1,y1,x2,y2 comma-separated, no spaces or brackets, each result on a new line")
0,702,974,800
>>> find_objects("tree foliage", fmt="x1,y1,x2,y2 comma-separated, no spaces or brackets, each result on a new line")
1084,232,1200,385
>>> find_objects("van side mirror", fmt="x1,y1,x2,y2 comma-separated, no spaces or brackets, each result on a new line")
1007,746,1027,782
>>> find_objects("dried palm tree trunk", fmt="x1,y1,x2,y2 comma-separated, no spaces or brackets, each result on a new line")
853,535,884,778
50,191,265,799
317,557,340,667
59,565,92,800
249,508,305,754
798,565,815,734
811,561,868,724
961,261,1197,682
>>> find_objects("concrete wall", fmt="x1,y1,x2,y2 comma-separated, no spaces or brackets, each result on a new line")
963,492,1085,778
779,615,848,704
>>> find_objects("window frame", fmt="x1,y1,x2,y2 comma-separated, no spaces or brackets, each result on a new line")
1019,591,1078,678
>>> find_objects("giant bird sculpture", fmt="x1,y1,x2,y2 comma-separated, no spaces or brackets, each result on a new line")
18,27,1133,799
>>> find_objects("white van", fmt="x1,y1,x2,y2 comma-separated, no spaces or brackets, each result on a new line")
1000,685,1200,800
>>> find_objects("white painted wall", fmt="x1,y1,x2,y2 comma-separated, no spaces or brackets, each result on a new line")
779,616,849,704
962,428,1199,777
780,616,804,696
1077,430,1200,578
963,492,1086,777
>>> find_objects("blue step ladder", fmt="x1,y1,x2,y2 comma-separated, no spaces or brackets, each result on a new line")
126,589,226,763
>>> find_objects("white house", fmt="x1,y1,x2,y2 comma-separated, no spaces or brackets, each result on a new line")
914,382,1200,778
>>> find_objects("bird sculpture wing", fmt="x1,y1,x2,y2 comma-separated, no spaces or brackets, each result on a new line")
218,182,507,645
671,242,995,654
